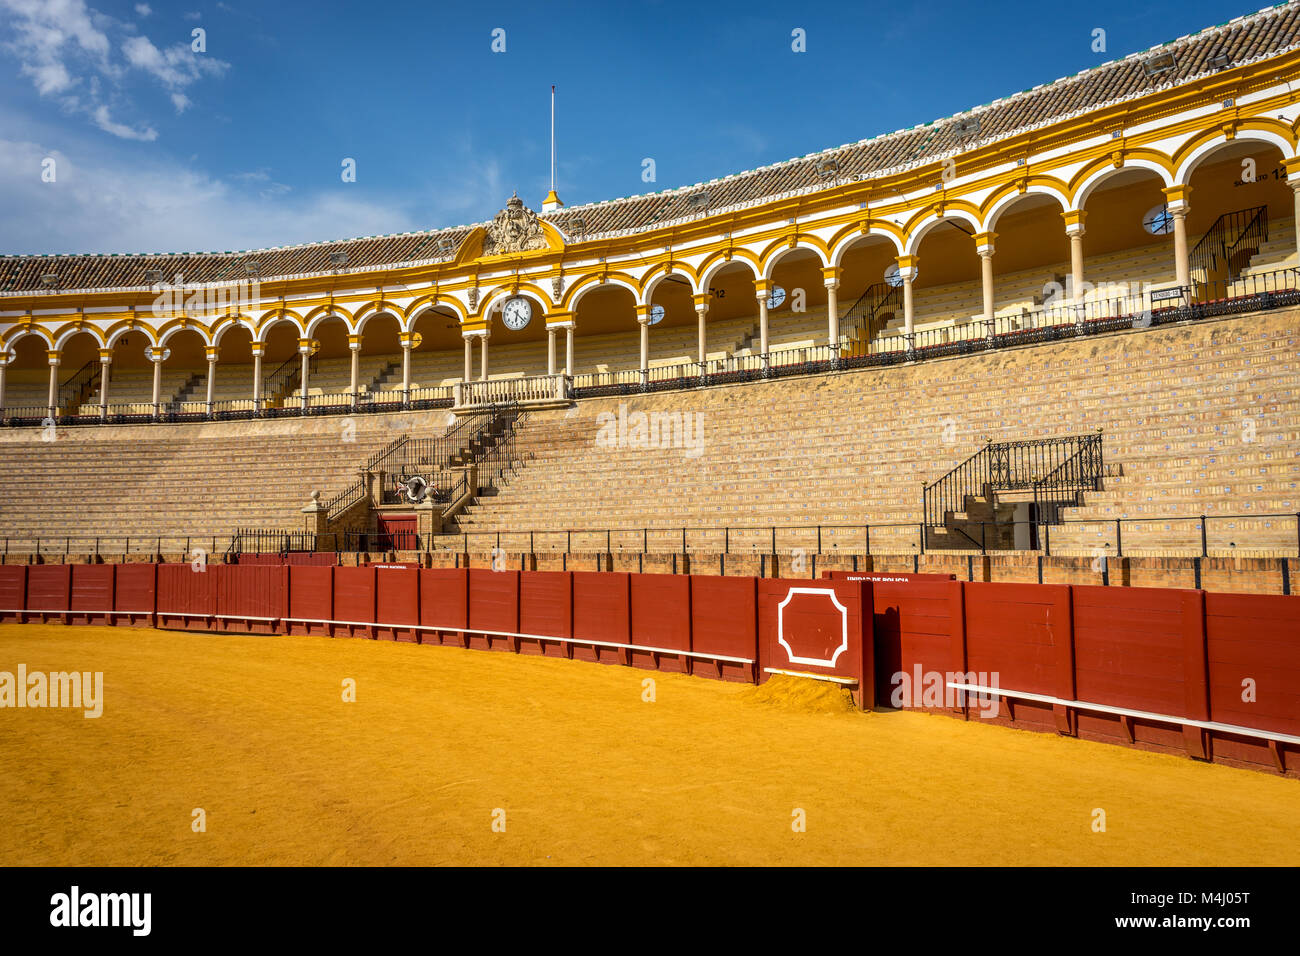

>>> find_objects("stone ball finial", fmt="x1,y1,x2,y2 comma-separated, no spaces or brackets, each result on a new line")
311,490,321,502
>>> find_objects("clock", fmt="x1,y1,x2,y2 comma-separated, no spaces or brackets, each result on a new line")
502,296,532,330
766,285,786,309
649,304,665,325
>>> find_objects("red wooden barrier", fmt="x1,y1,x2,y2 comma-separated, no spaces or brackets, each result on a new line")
156,563,217,631
287,565,333,637
1206,592,1300,771
757,577,872,708
332,566,376,638
0,565,26,623
216,564,287,634
419,568,468,647
629,573,691,673
518,570,572,657
962,582,1070,730
875,579,961,711
468,569,520,652
824,571,957,583
689,576,757,682
25,564,71,623
69,564,115,626
374,565,420,642
1072,585,1201,752
113,563,156,627
572,571,630,664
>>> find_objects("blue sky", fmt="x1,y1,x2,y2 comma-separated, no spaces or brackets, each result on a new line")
0,0,1274,255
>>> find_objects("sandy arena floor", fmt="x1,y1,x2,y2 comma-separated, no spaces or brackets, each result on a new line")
0,624,1296,866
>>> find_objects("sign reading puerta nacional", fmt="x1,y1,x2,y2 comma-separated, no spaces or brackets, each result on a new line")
481,192,549,256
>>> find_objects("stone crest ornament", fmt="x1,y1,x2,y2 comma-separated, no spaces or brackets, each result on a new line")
467,286,479,311
551,274,564,300
482,192,548,255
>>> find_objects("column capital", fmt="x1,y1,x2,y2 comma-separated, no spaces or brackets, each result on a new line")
895,254,918,281
98,349,113,364
692,293,711,313
399,332,418,349
297,337,315,354
1283,156,1300,180
205,346,220,362
753,279,772,298
46,349,62,365
147,347,166,363
1062,209,1087,236
250,344,265,358
1161,184,1191,214
461,327,490,339
973,231,997,256
545,310,575,326
821,266,841,289
634,303,652,324
347,334,363,350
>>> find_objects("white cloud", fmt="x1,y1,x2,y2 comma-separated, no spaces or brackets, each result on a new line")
91,104,156,141
0,0,228,139
0,137,421,255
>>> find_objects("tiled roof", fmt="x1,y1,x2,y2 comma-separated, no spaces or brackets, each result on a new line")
3,3,1298,295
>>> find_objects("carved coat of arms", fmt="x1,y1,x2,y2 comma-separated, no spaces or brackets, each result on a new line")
482,193,549,255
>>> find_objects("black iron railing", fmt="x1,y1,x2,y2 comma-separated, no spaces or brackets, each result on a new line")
1189,205,1268,280
59,359,101,413
923,434,1105,545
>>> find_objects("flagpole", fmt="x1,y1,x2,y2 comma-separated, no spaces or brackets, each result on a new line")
550,85,556,195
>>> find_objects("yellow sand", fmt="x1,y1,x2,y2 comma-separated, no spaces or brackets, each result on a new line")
0,624,1296,866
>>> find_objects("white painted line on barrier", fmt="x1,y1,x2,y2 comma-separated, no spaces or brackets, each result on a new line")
764,666,857,686
947,681,1300,746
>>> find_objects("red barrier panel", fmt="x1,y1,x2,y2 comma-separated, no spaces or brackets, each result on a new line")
1072,585,1201,750
69,564,115,626
874,579,962,711
630,573,691,673
0,566,26,623
518,571,572,657
420,568,468,647
1206,592,1300,771
469,569,519,652
332,566,376,638
572,571,630,664
156,563,217,630
374,565,420,642
285,552,338,566
25,564,71,622
113,563,156,627
689,576,757,682
287,565,333,637
757,578,872,707
962,582,1070,729
215,564,287,634
824,571,956,583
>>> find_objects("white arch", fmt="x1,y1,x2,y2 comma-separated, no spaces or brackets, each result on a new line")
477,287,549,322
830,229,904,269
762,241,829,281
254,312,306,345
157,323,212,348
1073,160,1172,210
2,326,56,353
903,210,983,257
641,269,695,306
982,186,1069,233
696,256,758,296
303,311,352,338
105,325,154,349
52,326,104,351
351,309,402,336
568,276,640,312
1175,131,1295,186
211,316,258,347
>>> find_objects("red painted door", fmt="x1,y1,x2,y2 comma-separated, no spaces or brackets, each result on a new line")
377,514,418,551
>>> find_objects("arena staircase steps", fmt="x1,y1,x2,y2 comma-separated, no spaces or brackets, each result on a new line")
922,433,1108,551
1190,205,1269,285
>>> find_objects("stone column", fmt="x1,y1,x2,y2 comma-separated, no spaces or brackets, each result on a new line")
98,348,112,413
205,346,219,408
1163,185,1192,289
298,338,312,411
975,232,997,324
400,333,413,400
0,358,7,416
463,335,473,383
348,335,362,402
1290,177,1300,259
753,281,771,356
693,293,710,363
823,267,841,348
1062,210,1087,306
546,326,557,375
479,331,490,381
635,304,651,382
148,348,164,411
251,345,264,407
46,350,61,414
565,324,575,376
896,256,918,335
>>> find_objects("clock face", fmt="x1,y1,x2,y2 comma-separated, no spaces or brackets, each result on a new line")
502,296,532,330
767,285,786,309
649,304,665,325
